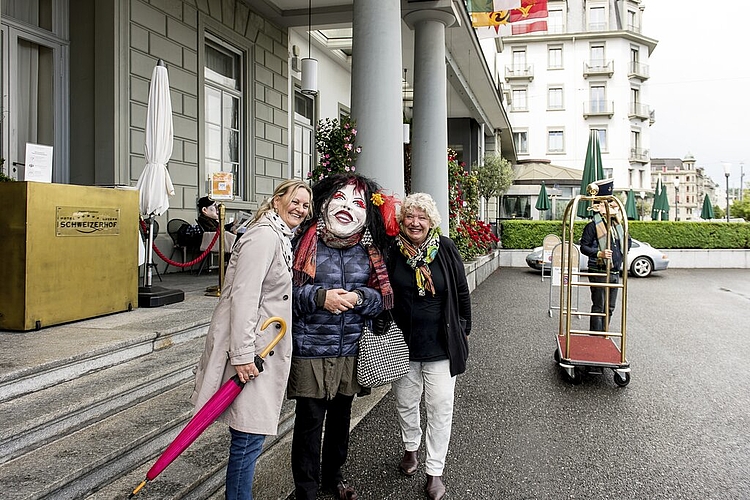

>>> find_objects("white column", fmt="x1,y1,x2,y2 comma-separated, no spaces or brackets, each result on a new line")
351,0,404,197
405,10,455,235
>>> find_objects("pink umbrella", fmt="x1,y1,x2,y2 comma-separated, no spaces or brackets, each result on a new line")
129,316,287,497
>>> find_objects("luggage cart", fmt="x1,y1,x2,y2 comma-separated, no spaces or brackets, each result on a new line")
553,183,631,387
547,242,581,318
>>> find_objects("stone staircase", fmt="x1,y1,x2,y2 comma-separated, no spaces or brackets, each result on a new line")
0,316,384,500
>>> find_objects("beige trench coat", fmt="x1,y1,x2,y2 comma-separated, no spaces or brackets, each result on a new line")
191,220,292,435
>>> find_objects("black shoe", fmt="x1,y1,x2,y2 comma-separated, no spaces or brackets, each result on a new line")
425,475,445,500
331,480,358,500
399,450,419,476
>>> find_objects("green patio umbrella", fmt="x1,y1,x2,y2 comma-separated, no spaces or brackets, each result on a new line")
657,181,670,220
625,189,638,220
700,193,715,220
577,130,605,218
535,183,551,211
651,177,663,220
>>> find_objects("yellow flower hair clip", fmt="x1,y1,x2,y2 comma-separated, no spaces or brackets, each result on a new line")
371,192,384,207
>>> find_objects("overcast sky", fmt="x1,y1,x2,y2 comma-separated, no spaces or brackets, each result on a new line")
642,1,750,188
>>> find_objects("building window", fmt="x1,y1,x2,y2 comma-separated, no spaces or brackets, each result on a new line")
204,36,244,198
548,86,563,110
588,6,606,31
513,130,528,154
548,130,564,153
548,8,564,33
590,44,605,69
512,48,527,72
511,87,528,111
548,46,563,69
592,128,607,152
2,0,54,32
627,9,639,32
293,90,315,181
590,84,606,113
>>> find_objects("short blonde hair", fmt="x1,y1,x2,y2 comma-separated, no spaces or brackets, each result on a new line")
398,192,441,228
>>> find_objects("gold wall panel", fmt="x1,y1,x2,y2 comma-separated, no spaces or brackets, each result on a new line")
0,183,139,331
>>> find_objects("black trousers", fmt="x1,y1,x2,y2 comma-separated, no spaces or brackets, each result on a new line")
291,393,355,500
588,271,619,331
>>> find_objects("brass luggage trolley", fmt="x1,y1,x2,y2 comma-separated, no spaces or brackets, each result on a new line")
553,182,631,387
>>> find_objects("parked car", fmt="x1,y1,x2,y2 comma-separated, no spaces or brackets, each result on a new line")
525,238,669,278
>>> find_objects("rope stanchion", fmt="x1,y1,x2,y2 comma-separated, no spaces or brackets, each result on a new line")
139,219,220,268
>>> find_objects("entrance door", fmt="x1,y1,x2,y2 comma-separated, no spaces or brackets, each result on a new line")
1,21,68,182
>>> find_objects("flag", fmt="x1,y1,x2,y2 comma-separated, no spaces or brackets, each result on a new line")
511,20,548,34
494,0,522,9
510,0,548,22
468,0,521,14
471,10,511,28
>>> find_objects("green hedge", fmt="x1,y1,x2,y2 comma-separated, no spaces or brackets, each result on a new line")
500,220,750,249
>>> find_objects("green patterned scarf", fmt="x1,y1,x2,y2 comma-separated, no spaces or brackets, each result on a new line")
397,228,441,296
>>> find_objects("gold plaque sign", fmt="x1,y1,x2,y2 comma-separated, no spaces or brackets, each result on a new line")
56,207,121,236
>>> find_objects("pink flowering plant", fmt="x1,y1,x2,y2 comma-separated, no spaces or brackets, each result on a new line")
448,149,499,260
309,116,362,182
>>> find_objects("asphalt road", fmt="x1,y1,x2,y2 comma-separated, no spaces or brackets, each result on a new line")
337,267,750,499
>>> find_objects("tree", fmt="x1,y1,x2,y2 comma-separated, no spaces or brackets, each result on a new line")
474,153,514,221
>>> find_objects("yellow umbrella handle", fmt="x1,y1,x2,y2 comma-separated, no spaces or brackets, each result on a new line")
258,316,287,359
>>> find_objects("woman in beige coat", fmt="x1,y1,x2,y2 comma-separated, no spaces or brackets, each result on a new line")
191,179,312,500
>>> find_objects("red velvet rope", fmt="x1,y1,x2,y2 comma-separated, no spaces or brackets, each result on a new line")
139,219,220,268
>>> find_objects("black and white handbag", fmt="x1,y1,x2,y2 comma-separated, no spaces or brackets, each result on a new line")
356,310,410,388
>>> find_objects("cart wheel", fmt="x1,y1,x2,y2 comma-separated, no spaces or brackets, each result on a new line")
613,371,631,387
562,367,582,385
554,348,561,363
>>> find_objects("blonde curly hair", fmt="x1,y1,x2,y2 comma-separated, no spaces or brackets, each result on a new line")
398,192,441,229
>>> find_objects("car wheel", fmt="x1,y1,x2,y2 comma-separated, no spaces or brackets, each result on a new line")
630,256,653,278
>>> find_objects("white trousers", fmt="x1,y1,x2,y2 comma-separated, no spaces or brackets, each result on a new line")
391,359,456,476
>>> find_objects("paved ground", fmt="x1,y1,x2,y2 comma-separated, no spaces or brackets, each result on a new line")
330,268,750,499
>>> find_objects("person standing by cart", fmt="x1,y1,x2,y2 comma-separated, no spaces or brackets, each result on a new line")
580,181,631,332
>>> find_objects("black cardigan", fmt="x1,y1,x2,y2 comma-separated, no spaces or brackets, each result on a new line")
388,236,472,376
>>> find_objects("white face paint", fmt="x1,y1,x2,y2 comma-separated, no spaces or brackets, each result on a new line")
324,183,367,238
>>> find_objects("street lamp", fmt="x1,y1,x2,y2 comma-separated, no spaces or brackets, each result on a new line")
673,177,680,221
723,162,732,222
723,163,732,221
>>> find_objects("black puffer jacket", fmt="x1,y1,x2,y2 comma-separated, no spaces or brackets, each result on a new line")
292,240,383,358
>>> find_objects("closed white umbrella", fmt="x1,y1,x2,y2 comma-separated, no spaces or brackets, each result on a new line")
136,59,175,217
135,60,183,307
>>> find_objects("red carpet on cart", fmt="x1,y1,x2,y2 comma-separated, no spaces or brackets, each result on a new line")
558,335,624,365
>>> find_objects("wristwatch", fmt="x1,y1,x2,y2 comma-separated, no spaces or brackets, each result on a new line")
354,289,364,306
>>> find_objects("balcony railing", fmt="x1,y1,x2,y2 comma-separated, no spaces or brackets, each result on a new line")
583,100,614,118
627,23,642,34
629,102,650,120
629,148,649,163
587,22,607,32
505,65,534,81
583,60,614,78
629,61,650,80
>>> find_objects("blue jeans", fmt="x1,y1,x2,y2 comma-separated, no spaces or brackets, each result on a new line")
226,428,265,500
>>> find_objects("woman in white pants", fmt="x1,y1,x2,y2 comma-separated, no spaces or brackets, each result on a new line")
387,193,471,500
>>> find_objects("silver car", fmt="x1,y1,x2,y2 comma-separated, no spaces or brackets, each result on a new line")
525,238,669,278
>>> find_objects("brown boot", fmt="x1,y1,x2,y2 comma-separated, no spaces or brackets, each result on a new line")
398,450,419,476
425,474,446,500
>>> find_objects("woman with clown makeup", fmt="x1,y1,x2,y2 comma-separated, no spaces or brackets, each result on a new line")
289,174,394,500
